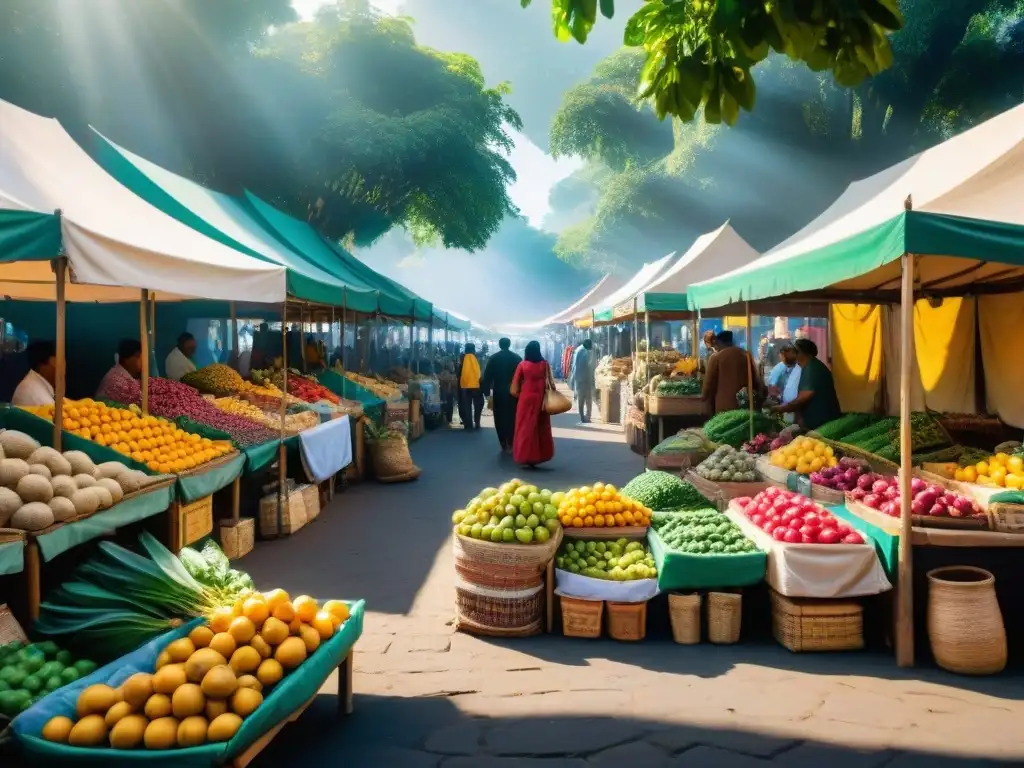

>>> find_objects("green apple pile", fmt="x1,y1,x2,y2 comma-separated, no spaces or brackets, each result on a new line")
556,538,657,581
0,640,97,717
452,479,563,544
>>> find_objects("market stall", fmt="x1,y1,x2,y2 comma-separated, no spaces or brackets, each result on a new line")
686,100,1024,668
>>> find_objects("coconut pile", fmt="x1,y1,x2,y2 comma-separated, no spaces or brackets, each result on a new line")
0,430,163,532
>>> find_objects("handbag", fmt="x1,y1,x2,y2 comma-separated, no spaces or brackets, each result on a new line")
542,363,572,415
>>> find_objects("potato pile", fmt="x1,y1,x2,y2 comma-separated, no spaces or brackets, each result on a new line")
40,592,351,750
0,430,158,531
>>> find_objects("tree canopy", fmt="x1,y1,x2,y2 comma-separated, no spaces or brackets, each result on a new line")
546,0,1024,271
0,0,521,250
522,0,906,126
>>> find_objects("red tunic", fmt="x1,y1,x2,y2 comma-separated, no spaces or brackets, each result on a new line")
512,360,555,466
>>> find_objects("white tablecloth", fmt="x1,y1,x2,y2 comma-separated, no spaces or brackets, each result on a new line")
298,415,352,483
724,505,891,598
555,569,659,604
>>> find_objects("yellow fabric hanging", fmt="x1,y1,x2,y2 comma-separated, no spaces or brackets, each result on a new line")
913,297,975,414
830,304,883,413
883,305,926,416
979,294,1024,428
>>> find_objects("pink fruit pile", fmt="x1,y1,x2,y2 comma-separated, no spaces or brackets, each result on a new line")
809,457,870,491
848,475,984,519
742,433,773,455
769,433,794,452
735,487,865,545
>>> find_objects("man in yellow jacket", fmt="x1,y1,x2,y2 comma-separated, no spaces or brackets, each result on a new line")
457,343,483,430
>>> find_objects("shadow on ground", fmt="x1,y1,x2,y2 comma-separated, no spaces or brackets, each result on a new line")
254,691,1017,767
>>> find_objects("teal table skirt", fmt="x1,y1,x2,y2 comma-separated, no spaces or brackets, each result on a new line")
648,527,767,592
242,439,281,475
828,503,899,582
0,539,25,575
176,453,245,504
37,484,176,561
14,600,366,766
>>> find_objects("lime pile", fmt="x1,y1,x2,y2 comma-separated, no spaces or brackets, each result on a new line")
0,641,96,717
556,538,657,581
452,479,563,544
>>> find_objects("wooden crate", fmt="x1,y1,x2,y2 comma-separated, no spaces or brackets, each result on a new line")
770,589,863,652
176,495,213,549
301,484,321,521
219,517,255,560
647,394,705,416
259,488,307,537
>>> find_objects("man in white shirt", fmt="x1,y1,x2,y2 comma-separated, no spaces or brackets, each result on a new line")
165,333,198,382
11,340,57,406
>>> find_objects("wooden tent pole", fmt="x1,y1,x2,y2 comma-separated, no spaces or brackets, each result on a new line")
746,301,754,441
140,289,150,414
53,257,67,450
229,300,237,367
276,301,288,538
896,253,916,667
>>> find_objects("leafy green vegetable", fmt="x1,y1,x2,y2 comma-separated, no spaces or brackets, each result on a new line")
622,472,712,511
704,410,782,448
814,413,880,441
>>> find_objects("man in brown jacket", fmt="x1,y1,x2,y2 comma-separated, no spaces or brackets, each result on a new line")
701,330,763,414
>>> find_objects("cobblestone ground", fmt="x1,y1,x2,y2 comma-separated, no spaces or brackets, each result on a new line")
244,401,1024,767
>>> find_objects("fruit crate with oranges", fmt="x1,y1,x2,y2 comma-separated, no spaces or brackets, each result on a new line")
13,595,365,764
556,482,652,538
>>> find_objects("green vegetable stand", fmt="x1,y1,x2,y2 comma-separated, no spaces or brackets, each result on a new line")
13,600,365,766
648,527,767,592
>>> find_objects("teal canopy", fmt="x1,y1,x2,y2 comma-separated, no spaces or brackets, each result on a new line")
91,131,379,312
0,209,62,263
241,193,430,320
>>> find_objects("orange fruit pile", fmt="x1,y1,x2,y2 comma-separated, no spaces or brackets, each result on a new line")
956,452,1024,488
556,482,652,529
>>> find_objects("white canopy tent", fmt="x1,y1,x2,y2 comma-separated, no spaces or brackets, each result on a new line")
574,252,678,326
0,99,286,304
499,274,626,331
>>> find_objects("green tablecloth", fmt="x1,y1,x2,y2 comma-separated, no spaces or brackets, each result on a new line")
0,539,24,575
14,600,366,766
315,369,385,409
176,453,245,504
648,527,767,591
37,484,176,561
242,439,281,475
828,503,898,582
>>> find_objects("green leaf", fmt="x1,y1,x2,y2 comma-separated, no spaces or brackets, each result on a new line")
599,0,614,20
140,531,204,592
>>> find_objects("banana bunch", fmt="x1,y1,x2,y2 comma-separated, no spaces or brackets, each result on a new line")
626,0,903,126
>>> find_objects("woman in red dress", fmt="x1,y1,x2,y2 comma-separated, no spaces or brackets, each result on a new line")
511,341,555,467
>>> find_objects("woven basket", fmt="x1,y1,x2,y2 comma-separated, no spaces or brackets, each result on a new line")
560,596,603,638
259,489,306,537
453,540,547,591
300,484,321,521
707,592,742,645
455,580,544,635
668,593,701,645
453,526,562,573
456,614,542,638
370,436,417,479
770,590,863,652
0,603,28,644
988,502,1024,534
606,600,647,642
927,566,1006,675
0,528,25,545
219,518,254,560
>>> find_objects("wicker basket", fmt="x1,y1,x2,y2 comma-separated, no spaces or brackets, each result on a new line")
770,590,863,652
455,615,542,638
927,566,1006,675
300,484,321,521
370,436,419,481
668,593,701,645
0,603,28,644
560,596,603,638
455,580,544,635
259,488,307,537
707,592,742,645
0,528,25,545
606,600,647,641
453,527,562,571
988,502,1024,534
219,518,255,560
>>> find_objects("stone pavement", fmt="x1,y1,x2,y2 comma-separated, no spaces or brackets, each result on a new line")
242,405,1024,767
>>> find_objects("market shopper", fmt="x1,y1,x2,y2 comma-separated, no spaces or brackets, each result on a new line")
457,342,483,430
766,342,798,398
772,338,841,430
11,340,56,406
481,337,522,452
96,339,143,400
511,341,555,467
701,330,763,414
569,339,596,424
164,332,197,381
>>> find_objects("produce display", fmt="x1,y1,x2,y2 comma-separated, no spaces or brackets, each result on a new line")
594,356,632,381
0,641,97,716
621,471,711,511
25,400,234,474
40,592,352,749
736,488,865,544
769,432,795,451
813,413,882,442
840,417,899,451
0,430,159,532
557,482,652,529
251,368,341,405
342,370,402,401
211,397,321,436
181,364,246,397
741,433,773,455
648,428,715,460
809,458,872,492
654,378,700,396
102,375,278,448
703,410,782,448
849,474,985,519
556,538,657,580
953,452,1024,488
694,445,758,483
453,479,561,544
178,540,256,596
769,436,839,474
651,508,759,555
838,413,950,462
34,534,253,661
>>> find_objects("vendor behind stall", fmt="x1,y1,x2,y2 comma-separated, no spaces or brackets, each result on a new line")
772,338,840,429
11,340,56,406
96,339,143,400
165,332,197,381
